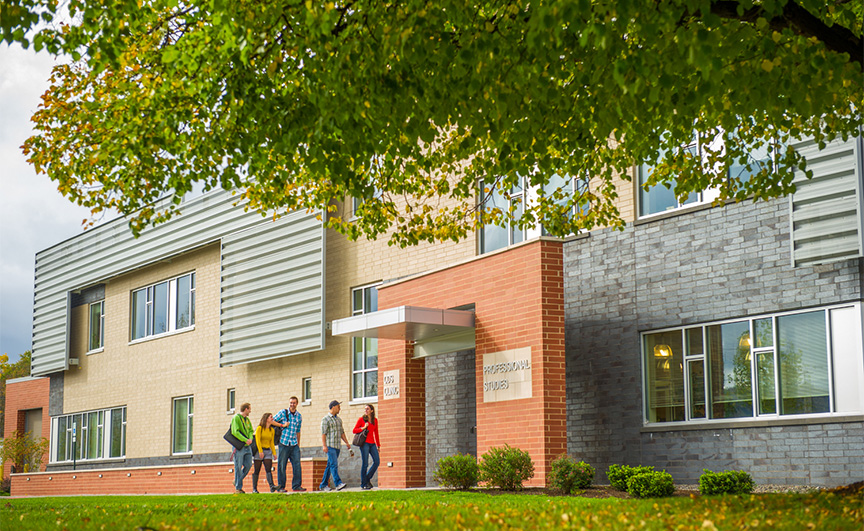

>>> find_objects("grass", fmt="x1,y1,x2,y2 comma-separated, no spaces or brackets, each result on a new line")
1,488,861,530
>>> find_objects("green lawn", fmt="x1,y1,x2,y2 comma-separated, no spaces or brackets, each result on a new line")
2,489,861,530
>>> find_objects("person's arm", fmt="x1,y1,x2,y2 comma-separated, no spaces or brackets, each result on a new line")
352,417,368,434
321,417,328,453
231,415,249,442
341,425,351,449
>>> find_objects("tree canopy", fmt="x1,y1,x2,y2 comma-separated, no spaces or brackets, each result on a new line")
7,0,863,245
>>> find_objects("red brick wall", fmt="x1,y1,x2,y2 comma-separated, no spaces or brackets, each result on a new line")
10,458,329,497
3,377,51,478
377,240,566,488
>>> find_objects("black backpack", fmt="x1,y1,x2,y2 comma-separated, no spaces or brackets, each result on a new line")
274,409,286,442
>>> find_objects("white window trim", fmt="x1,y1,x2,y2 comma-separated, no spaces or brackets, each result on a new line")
351,283,381,400
640,303,860,428
479,174,590,254
226,388,236,415
130,272,195,342
301,377,312,405
172,396,194,456
87,300,105,353
50,406,126,464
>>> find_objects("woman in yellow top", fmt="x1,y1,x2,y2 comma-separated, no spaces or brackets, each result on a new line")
252,412,278,493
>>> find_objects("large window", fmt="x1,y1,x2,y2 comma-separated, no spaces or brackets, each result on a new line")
51,407,126,463
88,300,104,352
638,135,775,218
172,396,194,454
643,306,859,425
480,174,589,254
351,283,379,400
131,272,195,341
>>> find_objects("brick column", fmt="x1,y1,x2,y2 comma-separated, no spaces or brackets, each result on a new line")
377,341,426,488
3,377,51,479
376,239,566,487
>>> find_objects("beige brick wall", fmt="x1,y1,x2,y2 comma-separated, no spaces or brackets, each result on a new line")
64,216,476,461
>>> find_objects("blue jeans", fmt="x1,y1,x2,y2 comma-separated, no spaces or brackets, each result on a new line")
233,445,253,491
320,447,342,489
360,443,380,487
277,443,302,490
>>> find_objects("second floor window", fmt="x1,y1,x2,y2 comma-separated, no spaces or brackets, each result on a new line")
352,284,379,400
131,272,195,341
88,300,104,352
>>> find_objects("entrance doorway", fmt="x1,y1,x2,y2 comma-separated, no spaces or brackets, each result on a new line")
425,349,477,486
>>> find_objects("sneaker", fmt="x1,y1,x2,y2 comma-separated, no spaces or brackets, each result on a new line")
320,485,332,491
252,489,259,494
335,483,347,491
292,487,307,492
234,489,245,494
361,484,372,490
270,486,277,493
276,488,287,493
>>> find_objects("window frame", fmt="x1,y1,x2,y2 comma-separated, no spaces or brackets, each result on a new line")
637,134,779,219
302,377,312,405
480,174,590,254
87,300,105,353
50,406,127,463
172,396,194,455
351,283,380,402
130,272,196,343
641,305,849,427
226,388,235,415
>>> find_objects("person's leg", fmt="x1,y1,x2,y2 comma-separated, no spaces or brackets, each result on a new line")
320,447,335,490
289,444,303,490
366,444,380,486
264,458,276,491
252,459,263,493
233,448,244,491
277,443,289,490
359,443,370,487
241,446,254,488
330,447,343,487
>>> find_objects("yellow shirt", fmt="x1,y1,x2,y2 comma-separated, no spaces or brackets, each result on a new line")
255,426,277,456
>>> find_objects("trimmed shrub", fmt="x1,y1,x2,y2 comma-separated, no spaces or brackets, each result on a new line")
479,445,535,491
549,455,594,494
432,453,479,490
606,464,655,491
626,470,675,498
699,470,755,495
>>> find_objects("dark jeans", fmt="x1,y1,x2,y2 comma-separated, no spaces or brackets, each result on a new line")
360,443,380,487
320,447,342,489
277,443,302,490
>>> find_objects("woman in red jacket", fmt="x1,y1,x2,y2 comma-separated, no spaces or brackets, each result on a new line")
353,404,380,489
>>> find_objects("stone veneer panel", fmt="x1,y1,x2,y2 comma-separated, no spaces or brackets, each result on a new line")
563,198,864,487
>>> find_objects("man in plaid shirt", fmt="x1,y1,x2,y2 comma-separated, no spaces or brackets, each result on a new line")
273,396,305,492
320,400,352,491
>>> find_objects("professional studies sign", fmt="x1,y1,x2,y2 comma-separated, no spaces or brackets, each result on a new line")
482,347,532,403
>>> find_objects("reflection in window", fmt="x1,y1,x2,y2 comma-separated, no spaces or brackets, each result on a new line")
131,272,195,341
643,307,845,425
644,331,684,422
351,283,380,400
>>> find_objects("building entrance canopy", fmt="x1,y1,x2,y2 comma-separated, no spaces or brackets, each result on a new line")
331,306,475,357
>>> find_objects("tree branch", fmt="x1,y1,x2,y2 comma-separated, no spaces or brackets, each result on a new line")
710,0,862,70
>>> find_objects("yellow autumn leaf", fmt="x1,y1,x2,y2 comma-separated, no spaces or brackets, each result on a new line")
761,59,774,72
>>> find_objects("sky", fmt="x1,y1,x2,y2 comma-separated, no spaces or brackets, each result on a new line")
0,44,103,364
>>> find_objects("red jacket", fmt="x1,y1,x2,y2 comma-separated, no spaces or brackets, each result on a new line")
353,417,380,447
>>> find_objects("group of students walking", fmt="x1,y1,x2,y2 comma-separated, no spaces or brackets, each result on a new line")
229,397,380,493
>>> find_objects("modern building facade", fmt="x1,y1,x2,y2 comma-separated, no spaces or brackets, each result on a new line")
5,135,864,495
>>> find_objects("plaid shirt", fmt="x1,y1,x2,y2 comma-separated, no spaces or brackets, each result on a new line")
273,408,302,446
321,413,344,449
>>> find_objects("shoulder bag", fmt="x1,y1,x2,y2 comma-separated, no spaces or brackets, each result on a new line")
352,428,368,447
224,428,244,450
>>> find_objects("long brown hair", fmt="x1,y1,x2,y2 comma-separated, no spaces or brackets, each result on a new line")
259,412,272,428
363,404,376,424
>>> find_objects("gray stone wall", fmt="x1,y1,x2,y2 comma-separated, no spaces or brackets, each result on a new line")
563,198,864,487
425,349,477,486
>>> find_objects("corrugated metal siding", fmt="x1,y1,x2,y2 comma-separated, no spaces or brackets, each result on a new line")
31,190,325,376
219,210,325,366
790,135,864,267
